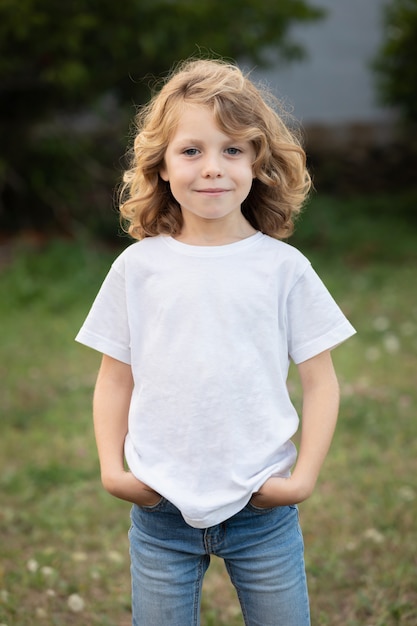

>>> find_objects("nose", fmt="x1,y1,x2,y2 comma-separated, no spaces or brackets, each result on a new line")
201,154,223,178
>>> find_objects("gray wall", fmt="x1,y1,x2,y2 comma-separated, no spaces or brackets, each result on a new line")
254,0,395,126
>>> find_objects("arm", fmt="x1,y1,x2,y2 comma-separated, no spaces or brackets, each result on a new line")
250,349,340,507
93,354,161,506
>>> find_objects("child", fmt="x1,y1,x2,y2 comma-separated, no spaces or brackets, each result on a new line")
76,58,355,625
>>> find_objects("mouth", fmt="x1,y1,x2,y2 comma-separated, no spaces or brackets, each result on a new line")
196,188,229,195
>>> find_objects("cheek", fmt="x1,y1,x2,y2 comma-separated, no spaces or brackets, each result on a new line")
164,177,186,202
170,168,194,187
243,162,256,185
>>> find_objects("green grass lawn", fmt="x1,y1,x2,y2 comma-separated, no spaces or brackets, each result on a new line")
1,193,416,625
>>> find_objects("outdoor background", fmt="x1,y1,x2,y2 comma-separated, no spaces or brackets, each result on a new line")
1,1,416,624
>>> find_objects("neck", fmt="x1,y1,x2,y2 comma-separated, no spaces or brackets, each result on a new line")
175,213,257,246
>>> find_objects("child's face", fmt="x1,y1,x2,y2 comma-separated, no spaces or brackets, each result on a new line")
160,104,255,229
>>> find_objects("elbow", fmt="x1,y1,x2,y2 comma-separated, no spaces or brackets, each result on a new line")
100,472,119,496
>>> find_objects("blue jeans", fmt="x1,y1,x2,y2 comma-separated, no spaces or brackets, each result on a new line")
129,498,310,625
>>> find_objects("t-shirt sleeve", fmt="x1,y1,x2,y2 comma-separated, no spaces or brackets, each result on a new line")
75,262,131,364
287,264,356,364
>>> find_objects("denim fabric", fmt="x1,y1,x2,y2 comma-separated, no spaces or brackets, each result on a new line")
129,499,310,625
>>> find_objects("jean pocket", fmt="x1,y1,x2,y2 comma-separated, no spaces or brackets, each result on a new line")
138,496,166,512
246,501,278,513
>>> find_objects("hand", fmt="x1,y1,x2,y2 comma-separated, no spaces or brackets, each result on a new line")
102,470,162,506
250,475,315,509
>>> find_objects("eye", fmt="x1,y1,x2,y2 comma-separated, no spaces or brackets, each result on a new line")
183,148,200,156
225,147,242,155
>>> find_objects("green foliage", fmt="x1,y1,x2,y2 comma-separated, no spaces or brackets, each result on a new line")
0,0,324,235
373,0,417,123
0,239,116,313
1,0,323,115
292,190,417,265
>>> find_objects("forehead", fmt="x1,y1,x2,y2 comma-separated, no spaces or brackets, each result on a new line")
168,103,235,144
171,104,216,132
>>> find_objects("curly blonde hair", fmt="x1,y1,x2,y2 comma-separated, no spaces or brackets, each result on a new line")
120,58,311,240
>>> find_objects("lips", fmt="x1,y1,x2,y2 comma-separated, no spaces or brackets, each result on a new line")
196,188,229,193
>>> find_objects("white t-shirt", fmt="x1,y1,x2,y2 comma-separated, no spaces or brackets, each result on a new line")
76,232,355,528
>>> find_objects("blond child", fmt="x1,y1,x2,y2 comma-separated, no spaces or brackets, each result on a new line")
76,58,355,625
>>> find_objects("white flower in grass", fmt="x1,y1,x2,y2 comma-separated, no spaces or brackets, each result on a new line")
35,607,47,619
373,316,390,332
0,590,9,603
383,334,400,353
107,550,123,563
40,566,55,578
67,593,85,612
46,589,56,598
363,528,384,544
398,485,415,502
27,559,39,573
72,551,88,562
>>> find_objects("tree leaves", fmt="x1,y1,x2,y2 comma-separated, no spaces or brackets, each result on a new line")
373,0,417,123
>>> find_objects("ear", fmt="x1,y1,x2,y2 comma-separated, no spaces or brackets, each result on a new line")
159,163,169,182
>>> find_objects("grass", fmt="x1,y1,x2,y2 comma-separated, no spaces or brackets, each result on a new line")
1,191,417,625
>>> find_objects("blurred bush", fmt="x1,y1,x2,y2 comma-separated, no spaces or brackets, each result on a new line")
373,0,417,124
0,0,323,238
